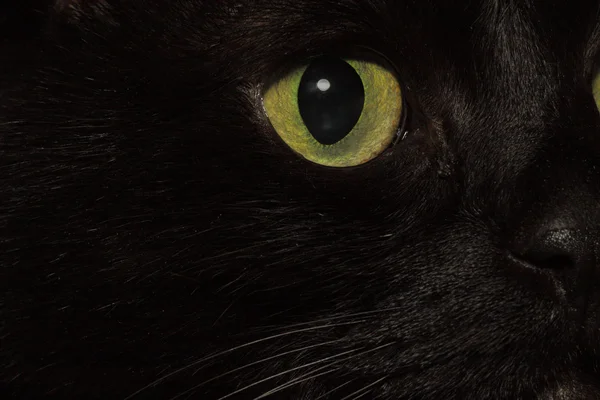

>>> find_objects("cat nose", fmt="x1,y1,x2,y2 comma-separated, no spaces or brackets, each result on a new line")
513,222,598,311
519,228,592,272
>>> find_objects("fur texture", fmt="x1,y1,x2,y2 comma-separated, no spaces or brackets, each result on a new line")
3,0,600,398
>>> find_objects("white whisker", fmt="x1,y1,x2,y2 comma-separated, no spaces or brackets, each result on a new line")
258,307,405,333
216,348,366,400
340,376,388,400
124,323,354,399
253,365,340,399
168,339,343,400
244,342,395,400
314,379,355,400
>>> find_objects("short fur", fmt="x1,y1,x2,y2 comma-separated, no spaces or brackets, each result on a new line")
3,0,600,398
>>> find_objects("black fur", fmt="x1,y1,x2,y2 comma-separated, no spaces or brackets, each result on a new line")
3,0,600,398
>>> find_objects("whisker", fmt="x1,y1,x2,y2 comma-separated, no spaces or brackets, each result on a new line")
349,390,375,400
314,379,354,400
124,323,356,399
253,365,340,399
169,339,342,399
313,379,355,400
229,342,395,400
340,376,388,400
215,348,366,400
256,307,405,333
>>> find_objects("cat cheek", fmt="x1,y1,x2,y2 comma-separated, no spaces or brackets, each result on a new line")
54,0,114,24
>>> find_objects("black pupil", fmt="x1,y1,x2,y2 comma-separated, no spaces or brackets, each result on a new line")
298,57,365,145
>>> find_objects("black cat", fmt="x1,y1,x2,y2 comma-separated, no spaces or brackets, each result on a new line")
3,0,600,398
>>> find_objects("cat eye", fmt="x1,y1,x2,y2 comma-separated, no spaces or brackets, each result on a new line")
263,54,404,167
593,71,600,112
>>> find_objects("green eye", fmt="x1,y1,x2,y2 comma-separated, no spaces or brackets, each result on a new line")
593,72,600,111
263,55,404,167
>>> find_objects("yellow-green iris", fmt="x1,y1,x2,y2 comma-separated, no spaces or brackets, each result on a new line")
263,57,403,167
593,72,600,111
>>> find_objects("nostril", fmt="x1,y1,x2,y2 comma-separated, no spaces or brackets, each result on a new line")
520,250,577,271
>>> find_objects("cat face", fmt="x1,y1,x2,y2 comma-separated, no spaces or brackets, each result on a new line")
3,0,600,398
